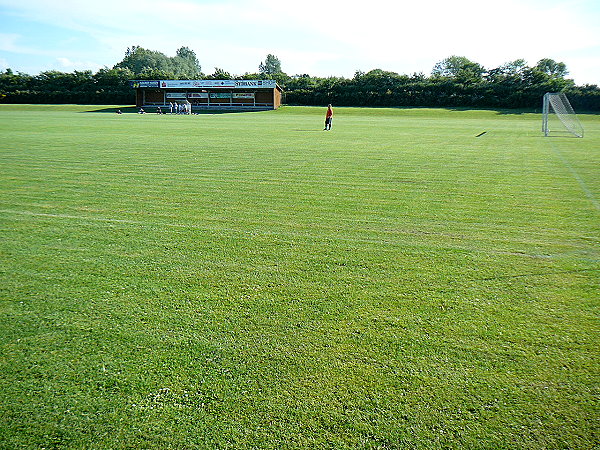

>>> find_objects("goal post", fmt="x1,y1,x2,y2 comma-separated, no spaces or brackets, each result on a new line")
542,92,584,138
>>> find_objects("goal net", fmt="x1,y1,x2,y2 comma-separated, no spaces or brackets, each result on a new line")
542,92,584,138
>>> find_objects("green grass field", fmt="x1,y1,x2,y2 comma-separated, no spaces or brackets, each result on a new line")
1,104,598,448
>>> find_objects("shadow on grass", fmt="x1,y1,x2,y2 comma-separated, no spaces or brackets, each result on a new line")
446,106,590,116
82,105,598,116
439,106,598,116
83,106,271,115
446,107,535,115
82,106,138,114
289,104,599,116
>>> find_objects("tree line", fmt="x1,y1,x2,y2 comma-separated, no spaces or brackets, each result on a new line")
0,47,598,111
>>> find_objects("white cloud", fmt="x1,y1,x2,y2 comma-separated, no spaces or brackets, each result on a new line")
0,33,24,53
56,57,103,72
271,0,600,79
0,0,598,83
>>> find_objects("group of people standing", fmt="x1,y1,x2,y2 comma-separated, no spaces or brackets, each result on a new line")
136,103,192,115
169,101,192,115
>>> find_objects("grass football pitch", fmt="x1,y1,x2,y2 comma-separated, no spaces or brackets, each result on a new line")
0,105,598,448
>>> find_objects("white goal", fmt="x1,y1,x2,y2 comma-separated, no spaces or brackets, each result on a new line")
542,92,584,138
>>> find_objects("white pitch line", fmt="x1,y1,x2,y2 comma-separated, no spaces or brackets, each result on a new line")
0,208,588,262
547,140,600,212
0,209,144,225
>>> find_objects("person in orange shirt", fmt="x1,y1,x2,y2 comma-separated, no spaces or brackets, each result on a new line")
324,104,333,130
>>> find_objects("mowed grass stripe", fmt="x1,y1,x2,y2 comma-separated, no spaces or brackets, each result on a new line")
1,206,594,264
1,105,598,448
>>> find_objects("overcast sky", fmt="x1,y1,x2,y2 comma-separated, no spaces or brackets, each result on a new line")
0,0,598,85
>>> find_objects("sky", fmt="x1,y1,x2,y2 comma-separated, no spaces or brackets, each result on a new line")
0,0,599,85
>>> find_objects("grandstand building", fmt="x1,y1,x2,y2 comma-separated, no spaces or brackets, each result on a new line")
131,79,282,111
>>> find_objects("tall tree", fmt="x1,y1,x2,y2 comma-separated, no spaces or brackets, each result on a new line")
259,54,282,75
174,46,201,76
114,46,172,75
114,46,202,78
431,56,484,81
534,58,568,78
